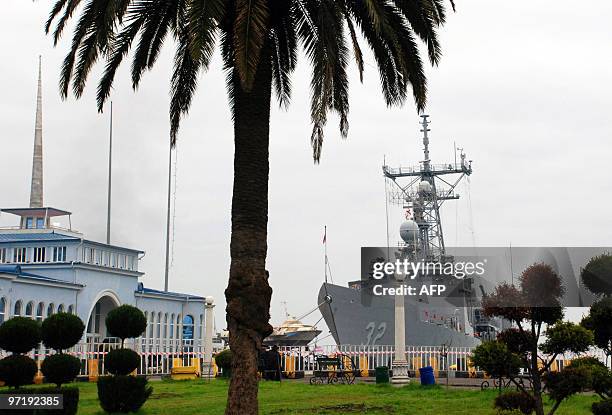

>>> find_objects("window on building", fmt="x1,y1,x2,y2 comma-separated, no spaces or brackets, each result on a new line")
182,315,194,340
58,304,65,314
25,301,34,319
143,312,148,338
47,303,55,317
163,314,168,339
26,217,34,229
95,250,101,265
0,248,6,263
53,246,67,262
67,305,74,314
148,312,154,338
0,297,6,324
14,300,22,316
170,314,175,339
176,315,181,338
36,218,45,229
13,247,27,263
33,247,46,263
36,302,44,321
155,311,161,339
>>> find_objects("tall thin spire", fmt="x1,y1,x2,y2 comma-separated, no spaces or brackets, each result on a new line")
30,56,43,208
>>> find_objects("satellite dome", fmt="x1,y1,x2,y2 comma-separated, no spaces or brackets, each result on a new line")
418,181,432,193
399,220,419,243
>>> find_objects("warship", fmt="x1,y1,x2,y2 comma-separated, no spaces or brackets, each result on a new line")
318,115,499,347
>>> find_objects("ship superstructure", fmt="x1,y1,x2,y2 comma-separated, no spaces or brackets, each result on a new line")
318,116,493,347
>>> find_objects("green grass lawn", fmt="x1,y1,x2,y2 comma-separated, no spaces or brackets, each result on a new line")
5,379,600,414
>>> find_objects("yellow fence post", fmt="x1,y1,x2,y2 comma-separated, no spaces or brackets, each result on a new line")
88,359,99,382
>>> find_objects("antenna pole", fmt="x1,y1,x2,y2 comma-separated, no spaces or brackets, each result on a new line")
164,141,172,292
106,102,113,245
324,226,328,284
420,114,431,171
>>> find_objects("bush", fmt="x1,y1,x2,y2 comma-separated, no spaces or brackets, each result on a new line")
215,349,232,373
494,391,536,414
105,305,147,342
41,354,81,387
570,356,607,369
97,375,153,413
544,366,591,403
471,341,522,379
41,313,85,352
592,398,612,415
105,348,140,376
591,366,612,399
581,254,612,296
0,317,41,353
0,385,79,415
0,354,38,388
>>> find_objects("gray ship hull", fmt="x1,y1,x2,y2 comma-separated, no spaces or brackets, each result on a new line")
318,282,481,347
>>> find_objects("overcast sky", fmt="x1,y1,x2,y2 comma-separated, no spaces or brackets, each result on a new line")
1,1,611,333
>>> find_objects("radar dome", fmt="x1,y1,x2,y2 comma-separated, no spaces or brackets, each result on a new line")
418,181,432,193
399,220,419,243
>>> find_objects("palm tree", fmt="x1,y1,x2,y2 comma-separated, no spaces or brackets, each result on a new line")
46,0,454,413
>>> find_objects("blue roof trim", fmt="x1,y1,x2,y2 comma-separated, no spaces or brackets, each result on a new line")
0,264,83,287
0,233,80,242
136,286,204,300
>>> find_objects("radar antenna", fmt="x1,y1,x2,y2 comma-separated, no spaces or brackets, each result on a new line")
382,116,472,261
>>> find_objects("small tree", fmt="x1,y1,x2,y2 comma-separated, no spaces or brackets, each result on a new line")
0,317,41,388
105,305,147,348
40,312,85,388
581,297,612,362
477,263,594,415
97,305,151,413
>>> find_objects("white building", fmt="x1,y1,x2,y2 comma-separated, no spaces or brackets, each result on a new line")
0,61,208,354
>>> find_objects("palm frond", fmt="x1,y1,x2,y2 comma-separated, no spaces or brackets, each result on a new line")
187,0,225,65
233,0,270,91
270,8,297,108
97,14,145,110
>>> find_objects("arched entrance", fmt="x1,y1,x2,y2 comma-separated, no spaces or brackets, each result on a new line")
86,292,121,343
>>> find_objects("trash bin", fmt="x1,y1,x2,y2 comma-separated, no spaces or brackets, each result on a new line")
419,366,435,385
375,366,390,384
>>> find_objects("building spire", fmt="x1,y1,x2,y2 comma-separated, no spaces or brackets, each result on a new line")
30,55,43,208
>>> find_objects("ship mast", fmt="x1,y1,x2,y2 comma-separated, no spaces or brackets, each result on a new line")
383,115,472,261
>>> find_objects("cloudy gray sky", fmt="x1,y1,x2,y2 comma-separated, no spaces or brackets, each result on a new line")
1,1,611,333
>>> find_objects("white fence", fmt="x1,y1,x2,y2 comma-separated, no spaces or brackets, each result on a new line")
2,341,609,378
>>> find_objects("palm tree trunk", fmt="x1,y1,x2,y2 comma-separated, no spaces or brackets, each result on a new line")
225,44,274,415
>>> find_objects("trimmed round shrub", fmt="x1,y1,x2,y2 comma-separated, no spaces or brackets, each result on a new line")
41,353,81,387
544,366,591,403
105,305,147,342
105,348,140,376
592,398,612,415
494,391,536,414
215,349,232,376
0,317,41,353
581,254,612,296
41,313,85,351
97,375,153,413
0,355,37,388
